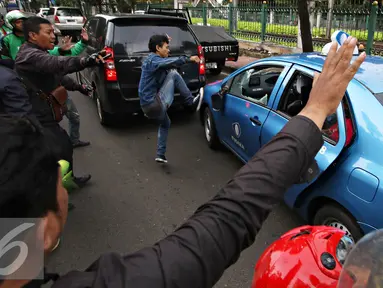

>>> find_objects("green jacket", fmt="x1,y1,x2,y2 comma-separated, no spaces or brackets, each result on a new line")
0,25,12,38
0,33,87,60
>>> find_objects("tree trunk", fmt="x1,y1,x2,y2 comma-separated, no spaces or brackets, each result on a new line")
298,0,314,52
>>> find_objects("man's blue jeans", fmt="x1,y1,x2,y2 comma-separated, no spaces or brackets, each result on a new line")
65,96,80,144
153,70,194,157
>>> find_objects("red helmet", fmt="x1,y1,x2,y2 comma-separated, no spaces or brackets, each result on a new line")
252,225,354,288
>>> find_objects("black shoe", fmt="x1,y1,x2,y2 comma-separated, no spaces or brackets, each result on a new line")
155,155,168,163
68,202,76,211
73,140,90,148
73,174,91,188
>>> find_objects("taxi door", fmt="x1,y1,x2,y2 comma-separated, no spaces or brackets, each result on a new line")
220,62,292,162
260,64,347,208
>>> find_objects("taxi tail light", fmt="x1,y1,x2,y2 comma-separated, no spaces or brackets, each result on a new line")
54,15,60,23
104,46,117,82
198,45,205,75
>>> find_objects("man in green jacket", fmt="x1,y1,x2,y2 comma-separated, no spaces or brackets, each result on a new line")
1,10,88,60
0,13,12,39
1,10,92,148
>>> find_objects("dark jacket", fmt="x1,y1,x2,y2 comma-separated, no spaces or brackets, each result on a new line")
14,42,85,125
138,53,192,107
32,115,323,288
0,58,33,117
61,75,82,92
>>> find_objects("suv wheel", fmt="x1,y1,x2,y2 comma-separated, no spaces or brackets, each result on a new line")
94,88,113,126
313,204,364,242
204,107,220,149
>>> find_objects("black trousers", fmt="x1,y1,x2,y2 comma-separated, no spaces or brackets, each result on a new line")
43,123,74,175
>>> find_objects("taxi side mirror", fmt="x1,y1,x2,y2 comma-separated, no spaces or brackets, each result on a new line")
212,85,229,111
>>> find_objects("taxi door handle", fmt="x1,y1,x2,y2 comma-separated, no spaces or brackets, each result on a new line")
249,117,262,126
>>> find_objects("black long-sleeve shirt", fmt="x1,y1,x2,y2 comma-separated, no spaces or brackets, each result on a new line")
40,115,324,288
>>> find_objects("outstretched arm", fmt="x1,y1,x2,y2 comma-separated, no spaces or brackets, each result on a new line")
152,55,196,70
64,37,365,288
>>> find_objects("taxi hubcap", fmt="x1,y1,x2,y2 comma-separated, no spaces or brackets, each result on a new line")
325,220,353,241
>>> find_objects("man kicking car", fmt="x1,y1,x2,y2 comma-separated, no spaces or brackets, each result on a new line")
138,34,201,164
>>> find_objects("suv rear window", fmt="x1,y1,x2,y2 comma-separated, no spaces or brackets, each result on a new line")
113,20,197,56
56,8,83,17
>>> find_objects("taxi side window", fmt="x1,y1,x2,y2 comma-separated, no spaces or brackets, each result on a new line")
277,71,339,144
228,66,284,107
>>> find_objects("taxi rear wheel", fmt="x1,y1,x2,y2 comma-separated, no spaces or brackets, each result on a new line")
313,204,364,243
204,107,220,149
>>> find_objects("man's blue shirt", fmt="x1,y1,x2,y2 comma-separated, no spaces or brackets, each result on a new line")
138,53,190,107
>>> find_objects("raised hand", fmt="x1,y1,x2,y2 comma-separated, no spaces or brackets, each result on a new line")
299,36,366,129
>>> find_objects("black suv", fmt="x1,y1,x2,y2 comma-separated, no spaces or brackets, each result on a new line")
76,13,206,126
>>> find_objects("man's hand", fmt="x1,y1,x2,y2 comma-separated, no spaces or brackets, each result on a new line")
81,50,107,67
299,36,366,129
80,28,89,43
59,36,74,51
190,55,200,63
78,84,93,96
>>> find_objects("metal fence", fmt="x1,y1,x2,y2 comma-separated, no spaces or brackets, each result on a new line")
140,0,383,55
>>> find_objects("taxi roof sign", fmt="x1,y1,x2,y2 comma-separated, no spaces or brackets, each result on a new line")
321,30,359,56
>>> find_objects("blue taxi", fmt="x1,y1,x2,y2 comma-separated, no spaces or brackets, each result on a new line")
199,52,383,241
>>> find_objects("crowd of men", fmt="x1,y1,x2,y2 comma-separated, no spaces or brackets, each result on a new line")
0,8,370,288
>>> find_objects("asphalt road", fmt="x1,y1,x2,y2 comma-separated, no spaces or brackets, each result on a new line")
46,72,305,287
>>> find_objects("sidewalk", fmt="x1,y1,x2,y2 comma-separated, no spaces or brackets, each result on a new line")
224,56,258,72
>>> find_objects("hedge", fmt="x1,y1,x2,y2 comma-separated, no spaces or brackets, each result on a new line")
191,17,383,42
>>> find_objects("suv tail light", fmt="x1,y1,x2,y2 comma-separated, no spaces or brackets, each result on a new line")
82,16,86,23
54,15,60,23
104,46,117,82
198,45,205,75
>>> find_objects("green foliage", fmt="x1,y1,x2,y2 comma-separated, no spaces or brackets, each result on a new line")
191,17,383,41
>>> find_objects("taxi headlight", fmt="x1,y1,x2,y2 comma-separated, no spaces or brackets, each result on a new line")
336,235,354,265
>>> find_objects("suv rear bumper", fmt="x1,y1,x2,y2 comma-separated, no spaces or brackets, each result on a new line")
54,23,83,31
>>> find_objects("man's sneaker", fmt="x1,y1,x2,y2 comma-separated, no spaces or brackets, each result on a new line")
51,237,61,252
196,88,204,112
155,155,168,163
73,174,91,188
185,94,200,113
72,140,90,148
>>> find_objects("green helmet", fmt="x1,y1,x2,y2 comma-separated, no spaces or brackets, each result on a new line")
4,10,27,29
58,160,78,192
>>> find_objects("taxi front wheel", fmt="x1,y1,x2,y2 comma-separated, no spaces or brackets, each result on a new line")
204,107,220,149
313,204,364,243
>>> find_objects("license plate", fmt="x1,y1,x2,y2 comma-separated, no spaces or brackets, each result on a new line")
67,19,75,22
206,62,218,69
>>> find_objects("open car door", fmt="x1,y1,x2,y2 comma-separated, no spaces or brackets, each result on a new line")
260,64,347,208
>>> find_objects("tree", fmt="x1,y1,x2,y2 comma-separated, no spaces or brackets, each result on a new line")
298,0,314,52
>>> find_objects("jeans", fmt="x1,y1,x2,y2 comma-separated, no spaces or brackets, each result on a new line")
65,96,80,144
143,70,194,157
